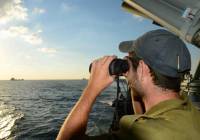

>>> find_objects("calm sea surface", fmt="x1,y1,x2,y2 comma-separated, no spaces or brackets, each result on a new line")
0,80,117,140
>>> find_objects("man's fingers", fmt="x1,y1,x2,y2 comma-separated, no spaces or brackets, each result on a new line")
91,55,117,74
104,55,117,66
101,56,110,65
93,55,116,66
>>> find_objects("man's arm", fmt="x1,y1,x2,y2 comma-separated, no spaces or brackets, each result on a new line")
56,56,116,140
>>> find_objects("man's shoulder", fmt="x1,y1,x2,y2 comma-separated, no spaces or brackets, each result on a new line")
118,103,200,140
117,114,169,139
121,114,170,128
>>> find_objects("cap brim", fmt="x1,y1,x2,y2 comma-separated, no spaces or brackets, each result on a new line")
119,40,136,53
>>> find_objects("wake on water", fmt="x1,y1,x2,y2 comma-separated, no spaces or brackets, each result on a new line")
99,100,113,106
0,101,24,139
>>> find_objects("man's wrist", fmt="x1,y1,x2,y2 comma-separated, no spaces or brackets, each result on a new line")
81,85,100,102
85,84,101,95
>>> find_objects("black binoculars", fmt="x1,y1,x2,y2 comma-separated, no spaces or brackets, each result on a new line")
89,59,129,76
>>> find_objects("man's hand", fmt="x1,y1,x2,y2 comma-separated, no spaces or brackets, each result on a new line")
87,55,116,96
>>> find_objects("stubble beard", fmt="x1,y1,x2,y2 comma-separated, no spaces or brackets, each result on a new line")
128,77,144,97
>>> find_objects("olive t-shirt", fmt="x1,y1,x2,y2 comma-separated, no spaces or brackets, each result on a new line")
86,96,200,140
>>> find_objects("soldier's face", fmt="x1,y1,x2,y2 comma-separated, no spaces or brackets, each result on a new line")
124,53,144,96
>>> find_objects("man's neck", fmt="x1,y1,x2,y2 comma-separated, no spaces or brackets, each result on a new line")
142,87,180,112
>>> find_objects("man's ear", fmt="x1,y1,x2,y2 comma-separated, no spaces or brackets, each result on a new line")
137,60,150,82
136,60,143,82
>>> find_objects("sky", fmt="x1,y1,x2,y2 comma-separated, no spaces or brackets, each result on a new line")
0,0,199,80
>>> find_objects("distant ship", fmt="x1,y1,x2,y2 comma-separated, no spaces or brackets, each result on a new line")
10,77,24,81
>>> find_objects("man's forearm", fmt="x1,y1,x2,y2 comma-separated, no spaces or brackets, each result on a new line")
56,86,99,140
57,56,115,140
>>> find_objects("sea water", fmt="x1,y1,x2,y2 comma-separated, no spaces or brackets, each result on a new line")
0,80,117,140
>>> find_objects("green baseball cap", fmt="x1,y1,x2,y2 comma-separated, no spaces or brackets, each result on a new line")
119,29,191,78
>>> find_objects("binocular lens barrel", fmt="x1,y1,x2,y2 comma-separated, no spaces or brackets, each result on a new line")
89,59,129,76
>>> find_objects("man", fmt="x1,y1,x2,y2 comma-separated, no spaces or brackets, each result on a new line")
57,29,200,140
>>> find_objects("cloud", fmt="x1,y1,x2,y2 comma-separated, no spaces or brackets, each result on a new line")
0,1,44,45
0,26,43,45
0,0,28,24
32,7,46,14
132,15,144,22
38,47,58,54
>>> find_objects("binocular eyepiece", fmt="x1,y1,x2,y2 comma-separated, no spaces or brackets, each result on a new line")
89,59,129,76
